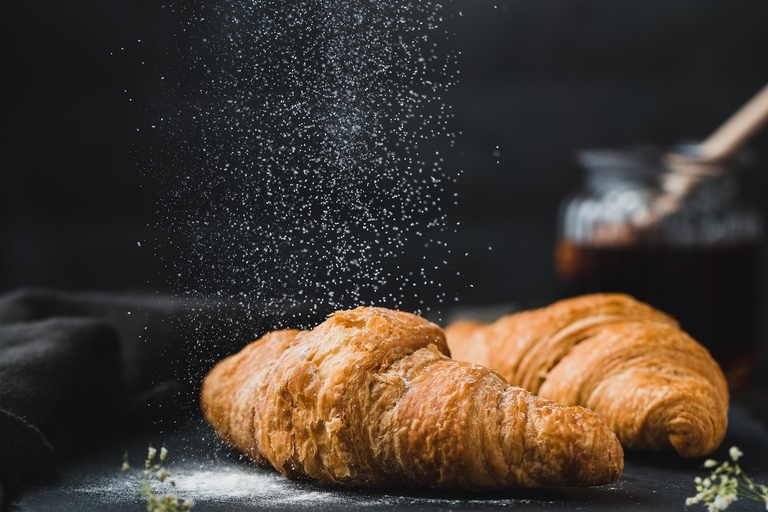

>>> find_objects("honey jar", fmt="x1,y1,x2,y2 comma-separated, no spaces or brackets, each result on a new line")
556,145,762,390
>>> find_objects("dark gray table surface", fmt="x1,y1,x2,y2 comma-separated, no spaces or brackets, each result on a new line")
10,403,768,512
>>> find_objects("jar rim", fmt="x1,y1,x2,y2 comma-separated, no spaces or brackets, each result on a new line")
577,142,749,177
577,145,664,175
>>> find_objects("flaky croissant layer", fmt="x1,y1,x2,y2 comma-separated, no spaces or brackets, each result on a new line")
445,294,729,458
201,307,623,489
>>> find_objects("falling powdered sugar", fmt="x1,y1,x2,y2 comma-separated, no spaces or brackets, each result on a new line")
143,0,461,326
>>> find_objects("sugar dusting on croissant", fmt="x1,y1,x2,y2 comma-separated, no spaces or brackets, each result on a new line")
445,294,729,458
201,306,623,489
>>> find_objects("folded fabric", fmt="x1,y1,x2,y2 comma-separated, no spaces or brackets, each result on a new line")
0,288,324,510
0,317,121,508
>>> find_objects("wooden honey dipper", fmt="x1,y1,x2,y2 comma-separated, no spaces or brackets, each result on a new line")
653,82,768,221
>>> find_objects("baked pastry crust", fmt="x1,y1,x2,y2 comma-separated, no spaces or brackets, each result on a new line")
445,294,729,458
201,306,623,489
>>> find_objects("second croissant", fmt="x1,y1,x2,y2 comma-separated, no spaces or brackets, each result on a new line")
445,293,729,458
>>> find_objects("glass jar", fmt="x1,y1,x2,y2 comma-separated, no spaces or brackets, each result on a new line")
555,145,762,390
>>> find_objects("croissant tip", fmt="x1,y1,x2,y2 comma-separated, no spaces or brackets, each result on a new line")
666,409,727,459
609,436,625,482
593,430,625,486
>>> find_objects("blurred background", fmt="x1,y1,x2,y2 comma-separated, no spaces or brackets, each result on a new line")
2,0,768,312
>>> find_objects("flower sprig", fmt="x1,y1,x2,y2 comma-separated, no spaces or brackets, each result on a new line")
122,445,195,512
686,446,768,511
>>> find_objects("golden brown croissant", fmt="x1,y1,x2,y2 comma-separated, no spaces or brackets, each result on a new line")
444,294,729,458
201,306,623,489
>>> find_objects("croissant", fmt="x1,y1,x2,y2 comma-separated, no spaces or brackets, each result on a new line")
444,294,729,458
201,306,623,489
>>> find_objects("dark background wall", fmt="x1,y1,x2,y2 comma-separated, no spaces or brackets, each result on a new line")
2,0,768,312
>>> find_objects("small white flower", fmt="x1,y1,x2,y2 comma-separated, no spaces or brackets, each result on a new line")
713,493,733,510
687,447,768,511
123,445,195,511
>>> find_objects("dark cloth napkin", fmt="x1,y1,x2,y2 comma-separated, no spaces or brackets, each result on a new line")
0,288,327,510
